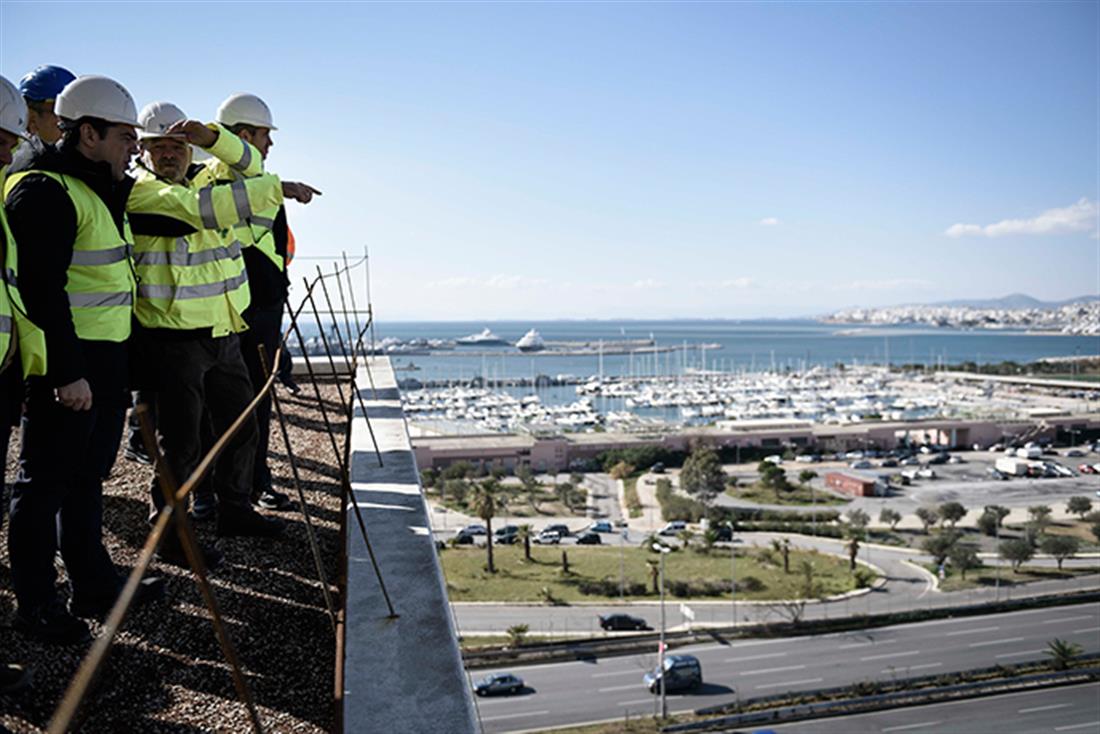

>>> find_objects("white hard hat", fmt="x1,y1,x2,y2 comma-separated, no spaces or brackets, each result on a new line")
55,75,139,127
216,93,277,130
0,75,28,138
138,101,187,140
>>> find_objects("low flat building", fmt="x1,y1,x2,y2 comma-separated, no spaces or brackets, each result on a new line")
825,471,884,497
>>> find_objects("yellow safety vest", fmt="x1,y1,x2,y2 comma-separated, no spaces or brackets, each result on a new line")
201,131,283,272
5,169,136,375
128,160,282,335
0,186,44,378
0,167,14,373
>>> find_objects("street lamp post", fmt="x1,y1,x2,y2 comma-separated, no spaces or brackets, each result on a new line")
652,542,671,720
730,526,737,627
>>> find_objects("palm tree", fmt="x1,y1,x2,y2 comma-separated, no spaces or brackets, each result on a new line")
771,538,791,573
472,479,499,573
846,531,861,572
1045,638,1082,671
517,524,533,561
646,558,660,594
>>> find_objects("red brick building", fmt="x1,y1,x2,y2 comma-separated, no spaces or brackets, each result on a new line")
825,471,883,497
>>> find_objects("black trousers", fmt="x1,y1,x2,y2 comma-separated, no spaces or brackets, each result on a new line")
8,342,127,613
144,334,258,515
239,303,282,497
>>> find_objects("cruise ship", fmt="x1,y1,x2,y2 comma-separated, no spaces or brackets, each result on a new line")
515,328,546,352
455,327,508,346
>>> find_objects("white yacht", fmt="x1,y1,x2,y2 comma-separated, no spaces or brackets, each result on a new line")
456,327,508,346
515,328,546,352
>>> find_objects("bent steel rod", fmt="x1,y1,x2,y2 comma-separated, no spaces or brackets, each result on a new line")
259,343,338,634
302,279,347,409
47,502,174,734
138,409,265,733
285,301,396,617
325,262,355,375
315,270,382,463
315,265,355,379
304,277,383,467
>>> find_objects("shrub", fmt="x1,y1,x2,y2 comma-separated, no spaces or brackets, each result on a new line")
736,576,765,592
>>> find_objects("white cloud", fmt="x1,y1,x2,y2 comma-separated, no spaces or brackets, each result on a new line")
632,278,664,289
833,278,934,291
759,217,780,226
427,274,549,290
720,277,754,289
945,198,1098,238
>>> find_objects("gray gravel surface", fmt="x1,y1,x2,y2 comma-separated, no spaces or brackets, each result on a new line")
1,384,347,733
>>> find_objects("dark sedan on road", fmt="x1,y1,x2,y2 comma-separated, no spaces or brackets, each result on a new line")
576,532,602,544
474,672,524,696
599,613,648,631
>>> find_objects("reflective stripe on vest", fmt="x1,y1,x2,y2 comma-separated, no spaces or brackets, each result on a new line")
133,238,243,267
137,270,248,301
5,170,135,345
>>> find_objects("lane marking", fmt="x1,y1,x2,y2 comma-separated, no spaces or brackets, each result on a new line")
861,650,920,662
723,652,788,663
1018,703,1071,714
945,625,1000,637
969,636,1026,648
884,662,942,673
995,649,1045,659
616,698,657,707
597,683,640,693
1042,615,1095,624
480,710,549,722
1073,627,1100,634
591,670,641,679
882,722,943,732
755,677,823,690
1055,722,1100,732
838,639,898,650
740,664,807,676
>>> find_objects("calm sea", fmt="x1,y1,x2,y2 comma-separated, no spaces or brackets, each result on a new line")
309,319,1100,384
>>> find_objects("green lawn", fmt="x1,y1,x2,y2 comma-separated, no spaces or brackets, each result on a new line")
928,563,1098,592
727,482,849,506
440,544,861,602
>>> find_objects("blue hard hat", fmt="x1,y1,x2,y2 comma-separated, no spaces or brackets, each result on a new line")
18,65,76,102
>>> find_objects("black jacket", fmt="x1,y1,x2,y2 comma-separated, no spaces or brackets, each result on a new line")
4,145,135,387
241,204,289,311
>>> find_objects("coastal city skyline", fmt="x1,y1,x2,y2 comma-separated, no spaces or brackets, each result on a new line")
1,1,1096,321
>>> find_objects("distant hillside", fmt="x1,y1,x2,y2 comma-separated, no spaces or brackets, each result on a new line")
918,293,1100,310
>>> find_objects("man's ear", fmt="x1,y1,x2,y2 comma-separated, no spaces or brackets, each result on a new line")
238,127,254,144
80,121,101,148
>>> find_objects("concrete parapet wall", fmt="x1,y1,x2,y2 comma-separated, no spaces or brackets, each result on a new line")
343,357,477,733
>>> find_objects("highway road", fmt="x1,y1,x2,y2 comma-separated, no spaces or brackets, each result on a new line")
453,530,1100,635
470,602,1100,733
763,681,1100,733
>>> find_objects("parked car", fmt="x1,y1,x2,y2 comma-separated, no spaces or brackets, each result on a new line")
533,530,561,545
599,613,648,631
460,524,487,536
712,525,733,542
1066,449,1085,457
1079,464,1097,475
879,458,898,468
576,532,602,545
986,467,1008,481
901,457,920,466
794,454,820,463
543,523,572,537
764,455,783,465
590,520,614,533
650,462,666,474
494,525,519,544
928,453,949,465
453,530,477,545
658,521,686,536
850,460,872,469
947,455,964,464
474,673,524,696
644,654,702,693
916,468,937,479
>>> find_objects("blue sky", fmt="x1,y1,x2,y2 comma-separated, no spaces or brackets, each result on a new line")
2,1,1097,320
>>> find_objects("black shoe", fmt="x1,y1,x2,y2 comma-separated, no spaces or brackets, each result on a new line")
217,507,285,538
15,601,91,645
123,443,154,465
0,663,32,695
256,490,295,512
156,537,224,571
191,497,216,522
69,576,166,619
